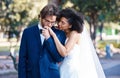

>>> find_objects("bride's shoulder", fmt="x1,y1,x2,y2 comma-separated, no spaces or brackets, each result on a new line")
69,31,80,43
70,31,80,37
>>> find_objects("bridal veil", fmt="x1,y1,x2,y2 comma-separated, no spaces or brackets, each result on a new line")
78,24,106,78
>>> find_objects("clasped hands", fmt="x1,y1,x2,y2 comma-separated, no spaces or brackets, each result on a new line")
42,26,55,39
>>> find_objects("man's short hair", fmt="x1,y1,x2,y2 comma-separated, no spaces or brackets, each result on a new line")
38,4,58,19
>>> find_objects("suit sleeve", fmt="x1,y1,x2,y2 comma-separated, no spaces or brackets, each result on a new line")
18,30,27,78
46,31,66,62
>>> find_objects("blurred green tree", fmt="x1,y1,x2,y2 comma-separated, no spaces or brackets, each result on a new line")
58,0,120,40
0,0,33,40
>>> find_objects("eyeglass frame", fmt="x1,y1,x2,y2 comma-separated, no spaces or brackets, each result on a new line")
43,18,56,26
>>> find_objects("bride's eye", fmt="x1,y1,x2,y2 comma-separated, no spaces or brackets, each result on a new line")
61,21,66,25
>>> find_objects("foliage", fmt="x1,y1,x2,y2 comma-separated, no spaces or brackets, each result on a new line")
0,0,120,40
0,0,33,38
1,0,33,26
97,40,120,50
59,0,120,40
27,18,39,27
63,0,120,22
0,0,49,39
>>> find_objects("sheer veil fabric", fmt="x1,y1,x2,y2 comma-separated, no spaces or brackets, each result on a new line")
78,25,106,78
60,23,106,78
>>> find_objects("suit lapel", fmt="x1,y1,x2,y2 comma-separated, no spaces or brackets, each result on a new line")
34,25,42,47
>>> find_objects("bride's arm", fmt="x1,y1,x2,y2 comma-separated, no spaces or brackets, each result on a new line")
49,28,79,57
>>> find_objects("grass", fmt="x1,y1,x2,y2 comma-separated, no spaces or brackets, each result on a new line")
0,46,20,52
97,40,120,49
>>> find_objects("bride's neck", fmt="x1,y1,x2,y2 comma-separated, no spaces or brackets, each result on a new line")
65,29,71,37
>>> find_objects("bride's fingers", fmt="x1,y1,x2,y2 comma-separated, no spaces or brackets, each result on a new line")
48,28,51,31
48,28,52,33
48,28,55,36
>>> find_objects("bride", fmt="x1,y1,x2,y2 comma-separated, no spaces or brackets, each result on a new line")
43,8,106,78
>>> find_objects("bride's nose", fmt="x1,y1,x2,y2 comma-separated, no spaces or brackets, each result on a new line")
58,21,62,26
58,22,60,27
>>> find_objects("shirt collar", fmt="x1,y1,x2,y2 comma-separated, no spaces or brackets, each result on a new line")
38,22,43,29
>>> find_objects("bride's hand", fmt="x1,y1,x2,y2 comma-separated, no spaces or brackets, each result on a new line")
48,28,56,37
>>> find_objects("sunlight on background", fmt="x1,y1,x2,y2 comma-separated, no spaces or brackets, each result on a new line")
28,0,48,19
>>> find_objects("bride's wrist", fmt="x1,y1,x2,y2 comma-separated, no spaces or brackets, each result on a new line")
52,33,56,38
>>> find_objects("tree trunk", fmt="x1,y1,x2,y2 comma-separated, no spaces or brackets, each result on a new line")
99,22,104,40
89,12,98,41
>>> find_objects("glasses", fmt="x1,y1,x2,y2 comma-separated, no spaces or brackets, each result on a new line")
43,19,56,26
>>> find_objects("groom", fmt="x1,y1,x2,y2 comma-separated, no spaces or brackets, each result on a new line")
18,4,66,78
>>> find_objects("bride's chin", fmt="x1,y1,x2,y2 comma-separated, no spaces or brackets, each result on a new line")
58,27,62,30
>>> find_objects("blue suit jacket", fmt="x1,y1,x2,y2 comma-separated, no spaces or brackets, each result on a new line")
18,25,66,78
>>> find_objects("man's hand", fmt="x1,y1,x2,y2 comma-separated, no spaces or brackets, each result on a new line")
42,26,50,39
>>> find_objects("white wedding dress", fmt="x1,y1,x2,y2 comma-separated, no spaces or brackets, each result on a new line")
60,26,106,78
60,43,82,78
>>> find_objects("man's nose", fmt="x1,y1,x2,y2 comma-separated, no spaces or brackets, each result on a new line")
48,23,52,27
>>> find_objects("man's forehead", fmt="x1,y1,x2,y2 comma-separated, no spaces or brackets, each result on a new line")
45,15,56,20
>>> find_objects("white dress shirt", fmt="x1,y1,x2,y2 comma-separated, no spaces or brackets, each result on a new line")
38,23,45,45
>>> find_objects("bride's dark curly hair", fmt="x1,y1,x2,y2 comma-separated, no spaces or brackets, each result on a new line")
57,8,84,33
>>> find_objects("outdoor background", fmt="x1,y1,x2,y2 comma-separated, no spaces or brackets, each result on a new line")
0,0,120,78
